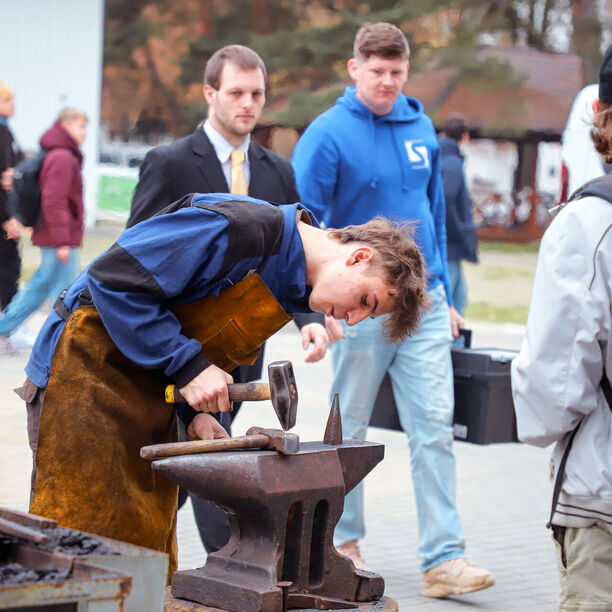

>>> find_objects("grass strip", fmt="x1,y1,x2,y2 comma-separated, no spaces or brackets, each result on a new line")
465,302,529,325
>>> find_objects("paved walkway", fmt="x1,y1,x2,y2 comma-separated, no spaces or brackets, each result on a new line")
0,314,558,610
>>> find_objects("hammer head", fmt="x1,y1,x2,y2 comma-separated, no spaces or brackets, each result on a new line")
268,360,298,430
246,427,300,455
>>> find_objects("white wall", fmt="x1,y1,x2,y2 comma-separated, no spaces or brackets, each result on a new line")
0,0,104,228
536,142,562,197
463,139,518,195
463,139,562,197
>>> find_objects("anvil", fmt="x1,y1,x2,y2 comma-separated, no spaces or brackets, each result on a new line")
152,439,385,612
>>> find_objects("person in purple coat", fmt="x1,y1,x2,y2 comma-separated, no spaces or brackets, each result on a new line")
0,107,87,355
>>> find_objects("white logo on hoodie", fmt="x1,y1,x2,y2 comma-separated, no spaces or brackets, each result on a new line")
404,140,429,169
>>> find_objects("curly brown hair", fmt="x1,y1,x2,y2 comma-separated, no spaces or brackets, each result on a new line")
592,101,612,164
328,217,429,343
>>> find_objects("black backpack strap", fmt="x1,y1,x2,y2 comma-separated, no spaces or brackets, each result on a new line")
547,422,580,529
547,368,612,529
602,368,612,412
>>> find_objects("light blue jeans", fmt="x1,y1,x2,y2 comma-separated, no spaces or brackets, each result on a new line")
447,259,468,317
0,246,80,336
332,285,465,572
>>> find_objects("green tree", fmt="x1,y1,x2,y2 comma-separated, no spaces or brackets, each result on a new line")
179,1,455,128
571,0,604,83
104,0,183,138
105,0,607,135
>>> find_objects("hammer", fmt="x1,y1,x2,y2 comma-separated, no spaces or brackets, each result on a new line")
140,427,299,459
165,360,298,431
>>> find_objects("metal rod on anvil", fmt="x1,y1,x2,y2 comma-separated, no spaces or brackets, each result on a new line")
141,428,299,459
0,516,49,544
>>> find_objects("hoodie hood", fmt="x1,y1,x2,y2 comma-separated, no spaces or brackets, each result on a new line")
40,121,82,162
337,85,424,123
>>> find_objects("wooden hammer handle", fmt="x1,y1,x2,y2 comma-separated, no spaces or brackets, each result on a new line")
140,434,269,459
165,382,271,404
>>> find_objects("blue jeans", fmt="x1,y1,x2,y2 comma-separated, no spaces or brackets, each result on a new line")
0,246,80,336
447,259,468,317
332,285,465,572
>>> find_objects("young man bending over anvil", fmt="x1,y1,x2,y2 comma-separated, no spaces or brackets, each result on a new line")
18,192,428,574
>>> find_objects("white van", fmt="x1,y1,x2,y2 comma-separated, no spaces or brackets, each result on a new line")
560,84,607,199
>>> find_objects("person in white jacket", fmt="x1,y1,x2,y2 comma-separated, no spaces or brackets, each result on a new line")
512,43,612,611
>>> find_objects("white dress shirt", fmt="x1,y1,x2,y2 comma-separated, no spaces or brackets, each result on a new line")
203,120,251,189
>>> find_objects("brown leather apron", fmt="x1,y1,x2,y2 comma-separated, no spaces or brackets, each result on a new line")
29,273,292,576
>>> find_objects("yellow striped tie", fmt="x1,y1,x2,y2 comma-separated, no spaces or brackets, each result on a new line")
230,149,248,195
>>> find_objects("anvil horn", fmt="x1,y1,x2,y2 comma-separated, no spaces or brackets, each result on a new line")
336,443,385,494
323,393,343,445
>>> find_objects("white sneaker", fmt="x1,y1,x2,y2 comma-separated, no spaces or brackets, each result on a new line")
10,325,38,349
422,557,495,598
0,334,17,356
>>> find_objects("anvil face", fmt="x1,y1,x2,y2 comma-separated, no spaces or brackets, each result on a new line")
152,440,385,612
151,440,384,503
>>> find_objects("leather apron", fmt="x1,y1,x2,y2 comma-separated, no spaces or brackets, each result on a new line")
29,273,292,576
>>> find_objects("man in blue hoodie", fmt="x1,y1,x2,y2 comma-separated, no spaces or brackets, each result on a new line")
292,22,494,597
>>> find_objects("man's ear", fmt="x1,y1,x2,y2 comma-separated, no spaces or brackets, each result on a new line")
592,98,601,115
346,246,374,266
203,84,216,106
347,58,359,82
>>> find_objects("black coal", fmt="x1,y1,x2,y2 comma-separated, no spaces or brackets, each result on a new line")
0,561,71,585
38,527,116,556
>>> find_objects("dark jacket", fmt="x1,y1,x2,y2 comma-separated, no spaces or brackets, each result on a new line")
439,136,477,263
0,121,22,224
27,196,313,389
33,121,84,247
127,128,300,227
126,127,320,387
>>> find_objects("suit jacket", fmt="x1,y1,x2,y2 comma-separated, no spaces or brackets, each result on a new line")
128,128,300,226
127,127,322,387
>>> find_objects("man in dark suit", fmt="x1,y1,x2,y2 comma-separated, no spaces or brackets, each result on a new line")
127,44,335,554
127,48,299,228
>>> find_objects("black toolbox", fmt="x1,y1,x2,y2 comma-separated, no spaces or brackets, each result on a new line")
369,330,520,444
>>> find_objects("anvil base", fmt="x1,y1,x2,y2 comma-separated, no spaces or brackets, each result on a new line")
164,587,399,611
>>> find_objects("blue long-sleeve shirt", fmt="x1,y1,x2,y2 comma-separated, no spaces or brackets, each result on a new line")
26,194,315,390
292,86,451,303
